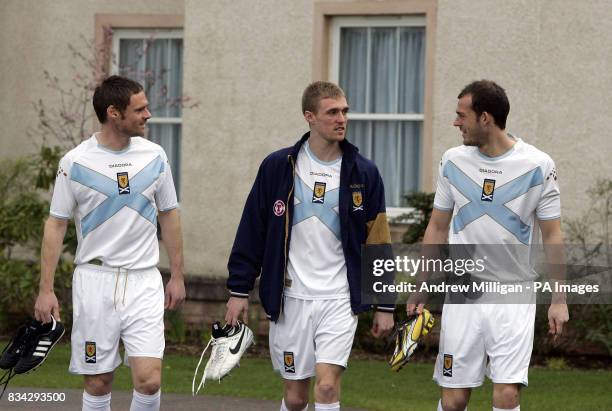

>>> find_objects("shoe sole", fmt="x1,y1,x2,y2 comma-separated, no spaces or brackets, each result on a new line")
389,313,435,372
15,328,65,375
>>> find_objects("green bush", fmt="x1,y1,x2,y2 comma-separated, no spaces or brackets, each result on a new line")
399,192,436,244
0,148,76,332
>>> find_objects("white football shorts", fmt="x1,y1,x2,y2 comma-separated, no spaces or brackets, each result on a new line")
433,303,536,388
69,263,165,375
269,296,358,380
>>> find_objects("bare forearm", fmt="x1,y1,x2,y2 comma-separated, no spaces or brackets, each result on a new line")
544,238,566,303
540,219,566,303
40,217,68,292
423,224,448,245
159,209,184,279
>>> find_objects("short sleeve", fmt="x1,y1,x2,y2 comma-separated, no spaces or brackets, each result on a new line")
49,156,76,219
536,157,561,220
155,151,179,211
433,154,454,211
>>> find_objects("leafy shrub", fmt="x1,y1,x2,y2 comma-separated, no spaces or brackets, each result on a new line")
0,150,75,332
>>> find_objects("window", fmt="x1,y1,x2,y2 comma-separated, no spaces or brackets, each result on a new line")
111,29,183,197
330,16,426,209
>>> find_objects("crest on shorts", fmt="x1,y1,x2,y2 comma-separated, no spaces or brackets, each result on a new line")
283,351,295,373
352,191,363,211
443,354,453,377
85,341,97,363
481,179,495,202
312,182,326,203
117,172,130,195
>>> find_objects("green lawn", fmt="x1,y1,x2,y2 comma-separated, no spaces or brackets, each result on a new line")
6,342,612,411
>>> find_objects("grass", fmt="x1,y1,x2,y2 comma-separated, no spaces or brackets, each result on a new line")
6,342,612,411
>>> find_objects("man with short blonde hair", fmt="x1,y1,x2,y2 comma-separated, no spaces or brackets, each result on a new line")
226,81,395,411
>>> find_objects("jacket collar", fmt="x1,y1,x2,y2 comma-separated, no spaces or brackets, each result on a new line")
289,131,358,162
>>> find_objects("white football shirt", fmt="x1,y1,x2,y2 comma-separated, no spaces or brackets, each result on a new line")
433,135,561,281
285,141,350,299
50,134,178,269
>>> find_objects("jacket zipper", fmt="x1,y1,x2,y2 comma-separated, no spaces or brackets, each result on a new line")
280,155,296,317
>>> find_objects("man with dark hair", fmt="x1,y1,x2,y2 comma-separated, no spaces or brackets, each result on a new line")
92,75,144,123
225,80,395,411
409,80,568,411
457,80,510,130
34,75,185,411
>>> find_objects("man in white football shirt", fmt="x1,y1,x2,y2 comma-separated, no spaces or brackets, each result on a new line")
34,75,185,411
408,80,569,411
225,81,395,411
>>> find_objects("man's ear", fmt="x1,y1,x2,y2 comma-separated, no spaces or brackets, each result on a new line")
480,111,491,126
107,105,120,120
304,110,315,124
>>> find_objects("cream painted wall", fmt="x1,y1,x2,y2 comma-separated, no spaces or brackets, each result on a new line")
432,0,612,221
180,0,314,276
0,0,184,158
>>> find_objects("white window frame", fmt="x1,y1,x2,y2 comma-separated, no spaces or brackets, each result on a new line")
111,28,183,129
329,16,426,218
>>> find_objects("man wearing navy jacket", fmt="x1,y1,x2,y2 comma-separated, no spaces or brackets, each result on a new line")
225,81,395,411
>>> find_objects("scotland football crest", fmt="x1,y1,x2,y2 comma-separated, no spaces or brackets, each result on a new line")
481,179,495,202
117,172,130,195
443,354,453,377
85,341,96,363
352,191,363,211
312,182,326,203
283,351,295,373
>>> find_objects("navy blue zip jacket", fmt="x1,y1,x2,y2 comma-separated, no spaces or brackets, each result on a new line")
227,132,394,321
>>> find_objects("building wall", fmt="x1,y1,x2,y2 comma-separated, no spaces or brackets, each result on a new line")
1,0,610,278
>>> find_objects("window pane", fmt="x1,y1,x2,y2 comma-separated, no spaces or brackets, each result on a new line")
398,27,426,113
400,121,421,197
147,123,181,199
348,120,420,207
118,37,183,118
119,39,145,84
349,120,371,157
339,28,367,113
168,39,183,117
369,28,397,114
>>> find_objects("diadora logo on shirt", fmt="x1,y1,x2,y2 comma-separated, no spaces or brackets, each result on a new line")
109,162,133,168
479,168,502,175
312,182,326,203
117,172,130,195
481,179,495,202
310,171,332,178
